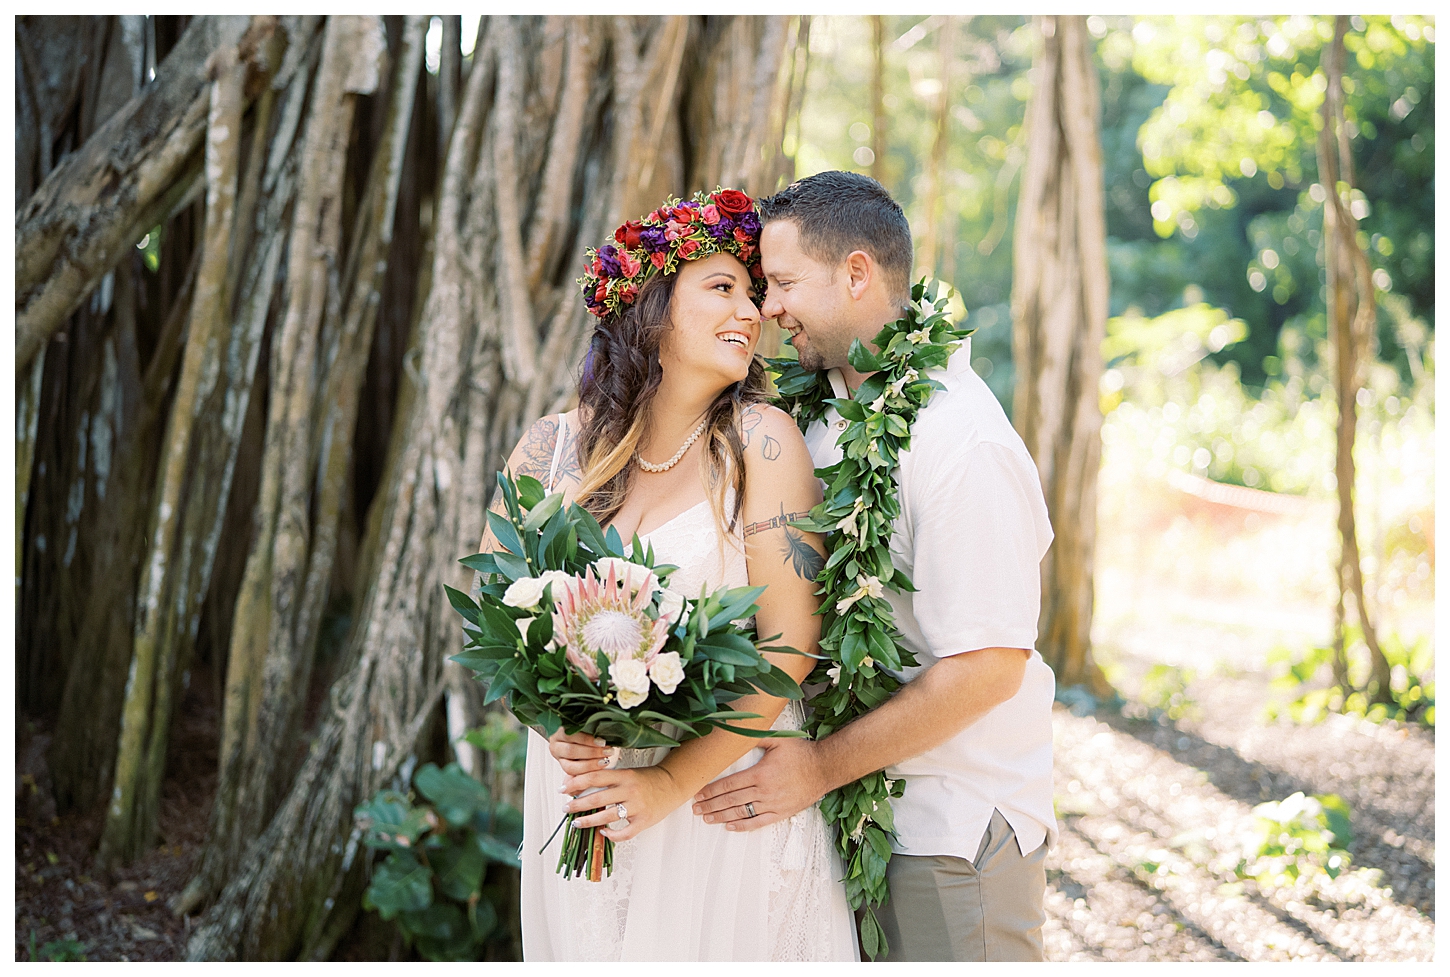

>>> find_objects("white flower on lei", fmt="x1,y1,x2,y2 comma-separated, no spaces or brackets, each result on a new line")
826,663,842,686
886,368,920,400
835,497,867,538
835,574,884,614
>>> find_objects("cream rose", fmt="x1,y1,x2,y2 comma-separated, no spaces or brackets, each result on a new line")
609,658,651,709
647,651,685,694
502,576,547,608
655,588,689,627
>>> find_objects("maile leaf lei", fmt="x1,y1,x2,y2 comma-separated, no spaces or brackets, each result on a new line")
768,279,972,960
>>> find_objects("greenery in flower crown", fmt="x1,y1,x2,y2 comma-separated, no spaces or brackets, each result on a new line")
768,278,972,960
578,187,768,320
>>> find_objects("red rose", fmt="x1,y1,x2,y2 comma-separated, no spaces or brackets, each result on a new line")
750,262,763,278
650,251,667,269
672,205,694,222
733,227,751,244
595,283,608,301
621,284,638,304
590,257,604,277
678,238,701,258
702,204,721,225
619,220,644,249
711,189,753,215
738,243,755,262
618,251,642,277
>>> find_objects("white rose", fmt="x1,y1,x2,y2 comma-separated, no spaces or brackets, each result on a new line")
655,588,689,627
609,658,651,709
537,569,575,602
648,651,685,694
502,576,547,608
593,557,659,596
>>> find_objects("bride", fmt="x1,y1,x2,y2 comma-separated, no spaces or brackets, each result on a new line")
478,188,857,960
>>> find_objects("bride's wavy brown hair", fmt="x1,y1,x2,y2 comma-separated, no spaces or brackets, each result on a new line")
574,270,770,539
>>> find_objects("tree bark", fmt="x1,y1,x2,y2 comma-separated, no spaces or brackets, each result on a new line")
870,16,886,185
14,16,274,376
1009,15,1111,696
1317,16,1391,702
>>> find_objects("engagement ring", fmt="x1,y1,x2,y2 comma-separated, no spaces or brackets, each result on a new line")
615,803,628,822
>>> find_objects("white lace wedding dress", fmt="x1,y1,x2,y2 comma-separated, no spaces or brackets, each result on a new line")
518,424,858,961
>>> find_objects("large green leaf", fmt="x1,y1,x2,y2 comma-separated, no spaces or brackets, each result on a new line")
429,838,486,901
444,585,480,627
522,491,564,532
747,662,806,700
415,763,491,826
399,903,476,961
355,791,431,849
365,850,433,919
486,510,526,559
475,831,523,868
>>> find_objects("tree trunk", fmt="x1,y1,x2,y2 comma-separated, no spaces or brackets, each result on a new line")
870,16,886,186
14,16,277,376
178,15,798,959
1009,15,1111,697
1317,16,1391,702
916,16,959,278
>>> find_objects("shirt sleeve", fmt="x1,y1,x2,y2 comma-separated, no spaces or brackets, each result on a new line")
907,439,1054,657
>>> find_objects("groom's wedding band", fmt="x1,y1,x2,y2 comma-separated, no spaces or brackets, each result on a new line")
744,802,757,818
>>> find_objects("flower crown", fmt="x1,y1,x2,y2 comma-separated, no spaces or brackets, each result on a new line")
579,187,767,320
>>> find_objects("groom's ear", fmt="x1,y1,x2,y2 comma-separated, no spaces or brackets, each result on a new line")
843,250,875,300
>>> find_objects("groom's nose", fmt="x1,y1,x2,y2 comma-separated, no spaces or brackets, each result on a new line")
759,285,784,320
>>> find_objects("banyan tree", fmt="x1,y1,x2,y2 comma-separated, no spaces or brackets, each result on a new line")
15,13,808,959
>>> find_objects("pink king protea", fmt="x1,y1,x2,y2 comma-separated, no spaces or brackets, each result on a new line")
551,562,670,691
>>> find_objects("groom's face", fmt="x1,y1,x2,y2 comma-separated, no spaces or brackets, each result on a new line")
759,220,855,373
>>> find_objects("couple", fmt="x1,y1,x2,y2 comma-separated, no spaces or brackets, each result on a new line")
486,171,1057,961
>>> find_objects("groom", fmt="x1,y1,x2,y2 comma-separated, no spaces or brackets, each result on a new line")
692,171,1057,961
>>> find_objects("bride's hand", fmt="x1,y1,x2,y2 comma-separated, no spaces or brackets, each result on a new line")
561,766,687,843
547,727,615,778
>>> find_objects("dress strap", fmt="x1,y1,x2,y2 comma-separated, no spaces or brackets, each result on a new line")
546,414,566,493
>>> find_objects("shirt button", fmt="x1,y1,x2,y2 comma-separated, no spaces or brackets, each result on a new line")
834,419,848,431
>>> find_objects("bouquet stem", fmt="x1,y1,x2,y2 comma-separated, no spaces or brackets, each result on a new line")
552,785,615,881
589,829,605,881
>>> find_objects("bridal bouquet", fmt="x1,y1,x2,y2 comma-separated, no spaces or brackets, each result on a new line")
446,471,805,881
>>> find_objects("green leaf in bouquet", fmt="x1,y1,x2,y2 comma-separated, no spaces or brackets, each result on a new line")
415,763,492,827
697,634,765,667
537,710,563,738
538,508,571,565
450,650,507,676
483,659,521,705
458,552,500,575
604,524,624,556
706,585,766,628
589,719,681,749
747,662,806,700
487,510,527,560
491,550,531,581
476,599,524,644
515,473,546,510
715,723,809,739
444,585,481,627
365,850,433,919
428,837,486,901
527,612,553,649
523,491,565,533
570,503,610,557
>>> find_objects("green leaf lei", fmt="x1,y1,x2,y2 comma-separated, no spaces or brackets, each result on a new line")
767,279,972,960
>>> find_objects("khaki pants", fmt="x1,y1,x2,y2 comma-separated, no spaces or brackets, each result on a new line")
876,809,1047,961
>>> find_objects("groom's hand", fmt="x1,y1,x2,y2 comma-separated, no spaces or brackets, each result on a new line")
691,738,828,831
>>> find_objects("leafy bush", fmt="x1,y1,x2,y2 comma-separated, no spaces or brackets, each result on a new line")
1265,626,1435,728
1135,664,1199,721
37,937,87,962
1237,791,1353,887
355,761,523,961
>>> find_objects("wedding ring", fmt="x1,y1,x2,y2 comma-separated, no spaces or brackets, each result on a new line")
615,803,628,822
745,802,757,818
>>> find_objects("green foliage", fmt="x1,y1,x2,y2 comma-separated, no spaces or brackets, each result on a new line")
1137,664,1199,721
1237,791,1353,887
1266,626,1435,728
39,938,88,962
356,761,523,961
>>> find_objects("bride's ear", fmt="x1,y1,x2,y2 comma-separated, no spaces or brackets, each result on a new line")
844,250,875,300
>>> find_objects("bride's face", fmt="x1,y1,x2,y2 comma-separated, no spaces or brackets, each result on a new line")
657,253,761,392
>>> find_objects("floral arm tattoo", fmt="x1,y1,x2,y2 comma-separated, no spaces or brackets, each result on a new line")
744,504,825,581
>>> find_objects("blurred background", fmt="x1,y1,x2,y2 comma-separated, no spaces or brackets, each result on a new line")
13,13,1433,962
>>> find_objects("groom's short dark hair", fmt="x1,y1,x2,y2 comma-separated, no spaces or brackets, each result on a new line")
758,171,913,300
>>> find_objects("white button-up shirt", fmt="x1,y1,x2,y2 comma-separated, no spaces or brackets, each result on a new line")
802,341,1058,860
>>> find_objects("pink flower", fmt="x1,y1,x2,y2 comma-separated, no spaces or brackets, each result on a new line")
550,563,671,691
650,252,667,270
664,221,686,242
618,250,642,277
678,238,700,259
701,204,721,225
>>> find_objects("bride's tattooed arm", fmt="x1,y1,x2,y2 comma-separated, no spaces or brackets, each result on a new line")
743,506,824,581
476,414,580,590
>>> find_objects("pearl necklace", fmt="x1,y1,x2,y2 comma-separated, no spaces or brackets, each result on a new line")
636,417,708,473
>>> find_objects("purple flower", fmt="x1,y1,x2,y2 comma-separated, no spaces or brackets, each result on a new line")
735,210,761,236
598,244,622,278
704,220,732,240
638,227,668,253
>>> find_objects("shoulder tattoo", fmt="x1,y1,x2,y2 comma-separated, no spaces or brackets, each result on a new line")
513,416,561,482
741,406,781,461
